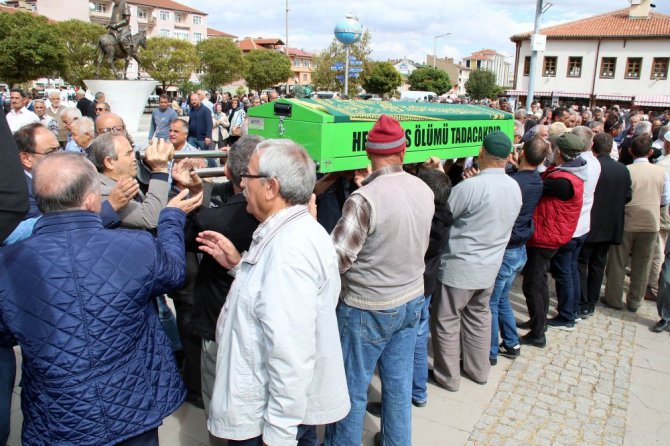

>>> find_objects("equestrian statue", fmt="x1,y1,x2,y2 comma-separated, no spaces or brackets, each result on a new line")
96,0,147,80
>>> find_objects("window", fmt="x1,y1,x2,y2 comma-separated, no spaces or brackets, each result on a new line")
567,57,582,77
193,33,202,42
652,57,669,80
93,3,106,13
523,56,531,76
193,15,202,25
137,8,147,19
304,60,310,69
175,14,184,23
542,56,557,77
625,58,642,79
294,58,301,67
600,57,616,78
159,29,170,37
159,10,170,21
175,31,188,40
302,73,308,81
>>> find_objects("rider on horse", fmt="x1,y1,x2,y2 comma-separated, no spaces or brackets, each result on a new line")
108,0,132,55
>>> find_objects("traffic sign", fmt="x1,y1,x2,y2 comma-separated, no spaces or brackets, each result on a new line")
349,67,363,73
335,74,346,81
349,73,359,78
349,60,363,66
349,55,358,61
332,62,345,69
330,66,342,71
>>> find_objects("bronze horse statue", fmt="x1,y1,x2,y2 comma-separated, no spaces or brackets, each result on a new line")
96,29,147,80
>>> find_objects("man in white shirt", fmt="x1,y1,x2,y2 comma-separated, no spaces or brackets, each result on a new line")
6,89,39,133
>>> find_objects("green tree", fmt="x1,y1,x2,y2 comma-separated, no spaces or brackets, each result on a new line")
465,69,498,100
244,50,293,93
141,37,199,91
362,61,402,96
0,12,67,86
196,38,247,91
311,30,372,97
407,67,451,95
56,19,116,86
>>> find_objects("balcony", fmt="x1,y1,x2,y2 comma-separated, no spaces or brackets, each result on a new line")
174,22,191,30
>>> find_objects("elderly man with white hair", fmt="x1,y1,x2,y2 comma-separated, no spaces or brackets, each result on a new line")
46,91,68,146
32,99,59,137
65,117,96,154
197,139,350,445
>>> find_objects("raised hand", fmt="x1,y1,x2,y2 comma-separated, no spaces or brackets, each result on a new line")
166,189,203,214
196,230,241,270
145,138,174,173
171,158,204,193
107,177,140,211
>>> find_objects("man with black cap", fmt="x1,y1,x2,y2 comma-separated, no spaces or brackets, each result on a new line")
431,131,522,393
520,132,587,348
325,115,434,446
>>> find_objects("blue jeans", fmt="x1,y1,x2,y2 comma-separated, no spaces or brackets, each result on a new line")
0,347,15,446
187,136,216,167
412,294,432,404
490,246,526,359
227,425,318,445
157,296,182,352
324,295,424,446
551,235,587,322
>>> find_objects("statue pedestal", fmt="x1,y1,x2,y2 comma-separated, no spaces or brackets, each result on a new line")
83,79,157,134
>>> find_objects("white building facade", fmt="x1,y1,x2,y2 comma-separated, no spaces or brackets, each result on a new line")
509,1,670,108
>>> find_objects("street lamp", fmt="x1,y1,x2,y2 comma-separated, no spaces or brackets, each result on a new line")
433,33,451,68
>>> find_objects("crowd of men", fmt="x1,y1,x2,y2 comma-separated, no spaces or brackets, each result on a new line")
1,91,670,446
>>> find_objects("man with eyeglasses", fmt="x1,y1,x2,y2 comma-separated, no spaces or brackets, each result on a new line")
6,88,39,134
95,102,111,117
95,112,127,137
87,91,106,120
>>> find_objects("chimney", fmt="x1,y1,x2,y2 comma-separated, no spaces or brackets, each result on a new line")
629,0,652,19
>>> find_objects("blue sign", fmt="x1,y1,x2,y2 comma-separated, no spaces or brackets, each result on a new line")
349,60,363,66
349,73,359,78
335,74,346,81
349,67,363,73
330,66,342,71
332,62,345,69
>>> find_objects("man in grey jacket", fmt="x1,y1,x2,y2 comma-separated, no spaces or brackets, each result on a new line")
89,132,172,230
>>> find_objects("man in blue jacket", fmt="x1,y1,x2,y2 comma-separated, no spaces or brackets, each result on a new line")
0,152,202,446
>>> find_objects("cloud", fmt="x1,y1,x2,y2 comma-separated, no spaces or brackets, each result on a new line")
183,0,670,63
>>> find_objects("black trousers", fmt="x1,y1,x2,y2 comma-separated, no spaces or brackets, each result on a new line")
578,241,611,312
522,246,558,337
173,300,202,397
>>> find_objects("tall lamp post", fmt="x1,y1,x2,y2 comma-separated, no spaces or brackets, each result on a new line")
433,32,451,68
334,15,362,96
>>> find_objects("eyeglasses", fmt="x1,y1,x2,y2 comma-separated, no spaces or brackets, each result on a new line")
96,125,126,135
95,107,107,111
32,146,62,157
240,173,267,180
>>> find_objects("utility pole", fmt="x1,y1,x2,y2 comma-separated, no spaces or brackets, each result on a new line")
285,0,289,55
526,0,543,109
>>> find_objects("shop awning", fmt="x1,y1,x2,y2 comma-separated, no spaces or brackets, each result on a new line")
634,95,670,107
595,94,633,101
553,91,591,99
506,90,553,97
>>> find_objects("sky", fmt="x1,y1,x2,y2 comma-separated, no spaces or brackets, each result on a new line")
182,0,670,63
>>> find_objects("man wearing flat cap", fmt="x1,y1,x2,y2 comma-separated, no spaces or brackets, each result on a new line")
325,115,434,446
431,131,522,392
520,132,587,348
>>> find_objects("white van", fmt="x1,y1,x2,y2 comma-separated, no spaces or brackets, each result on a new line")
400,90,438,102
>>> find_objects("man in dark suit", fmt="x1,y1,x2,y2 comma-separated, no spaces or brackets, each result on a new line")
75,90,92,118
185,135,262,415
578,132,632,317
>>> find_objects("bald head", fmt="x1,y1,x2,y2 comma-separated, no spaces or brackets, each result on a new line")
95,112,126,136
33,152,101,214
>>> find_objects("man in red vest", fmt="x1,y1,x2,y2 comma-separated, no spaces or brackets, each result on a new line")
520,133,586,348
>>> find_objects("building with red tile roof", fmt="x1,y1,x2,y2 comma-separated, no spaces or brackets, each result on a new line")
509,0,670,108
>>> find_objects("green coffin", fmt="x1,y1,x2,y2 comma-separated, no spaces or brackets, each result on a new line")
247,98,514,173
